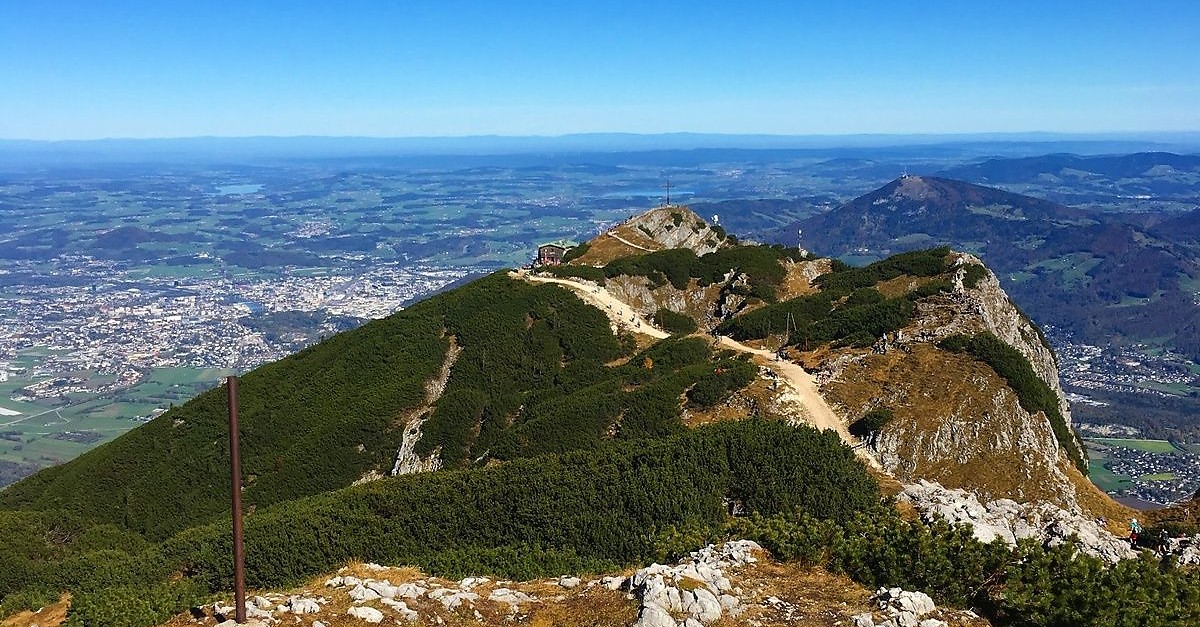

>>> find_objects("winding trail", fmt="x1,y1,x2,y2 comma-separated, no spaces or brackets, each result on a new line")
606,231,654,252
514,270,878,467
516,270,669,339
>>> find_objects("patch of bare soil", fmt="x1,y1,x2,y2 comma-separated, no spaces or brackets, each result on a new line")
1,595,70,627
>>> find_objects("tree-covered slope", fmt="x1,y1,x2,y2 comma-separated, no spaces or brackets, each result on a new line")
0,272,762,539
0,419,880,624
0,285,452,538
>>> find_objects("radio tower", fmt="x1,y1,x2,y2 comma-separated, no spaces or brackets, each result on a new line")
663,179,672,207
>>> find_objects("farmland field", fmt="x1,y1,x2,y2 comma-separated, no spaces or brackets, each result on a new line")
1089,438,1178,453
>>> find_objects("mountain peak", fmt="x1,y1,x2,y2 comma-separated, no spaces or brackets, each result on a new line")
888,174,940,200
785,176,1088,258
568,205,731,265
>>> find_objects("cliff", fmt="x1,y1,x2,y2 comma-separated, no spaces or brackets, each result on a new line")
816,254,1090,510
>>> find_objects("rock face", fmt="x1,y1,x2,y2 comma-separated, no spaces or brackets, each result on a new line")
902,253,1072,438
630,540,759,627
621,206,728,255
571,206,730,266
389,340,462,477
604,274,727,330
821,254,1084,510
901,480,1136,564
603,258,831,332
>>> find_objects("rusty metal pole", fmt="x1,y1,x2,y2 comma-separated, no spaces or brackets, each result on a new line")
227,376,247,623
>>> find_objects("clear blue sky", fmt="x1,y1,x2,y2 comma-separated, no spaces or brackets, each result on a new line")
2,0,1198,140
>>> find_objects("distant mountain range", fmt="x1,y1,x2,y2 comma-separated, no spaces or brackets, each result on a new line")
939,151,1200,183
2,133,1198,165
937,151,1200,199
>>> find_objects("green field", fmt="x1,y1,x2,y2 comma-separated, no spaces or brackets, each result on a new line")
1139,473,1177,481
1,364,231,480
1088,459,1135,492
1089,438,1179,453
1030,253,1103,288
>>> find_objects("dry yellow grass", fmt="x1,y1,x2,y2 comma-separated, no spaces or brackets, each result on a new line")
824,344,1094,507
571,232,648,266
774,259,831,301
0,595,69,627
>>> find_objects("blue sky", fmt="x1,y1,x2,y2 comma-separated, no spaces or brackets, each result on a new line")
2,1,1198,140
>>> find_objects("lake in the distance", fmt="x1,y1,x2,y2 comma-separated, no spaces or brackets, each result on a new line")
216,183,263,195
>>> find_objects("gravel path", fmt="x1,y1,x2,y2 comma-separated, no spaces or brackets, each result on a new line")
515,270,877,467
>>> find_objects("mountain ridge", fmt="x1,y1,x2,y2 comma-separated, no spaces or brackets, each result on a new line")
778,176,1200,400
6,208,1179,627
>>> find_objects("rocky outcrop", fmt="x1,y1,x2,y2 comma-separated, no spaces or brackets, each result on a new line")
389,339,461,477
901,480,1136,564
820,253,1085,510
603,275,726,330
630,540,758,627
851,587,963,627
907,253,1075,444
622,206,727,255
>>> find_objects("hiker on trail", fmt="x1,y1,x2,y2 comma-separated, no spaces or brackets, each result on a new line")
1130,518,1143,549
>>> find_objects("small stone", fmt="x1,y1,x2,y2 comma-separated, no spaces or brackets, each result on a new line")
366,580,399,599
558,576,581,589
380,598,420,621
460,576,489,590
396,582,427,599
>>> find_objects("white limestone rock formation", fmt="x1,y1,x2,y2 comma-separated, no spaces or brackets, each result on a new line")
901,480,1136,564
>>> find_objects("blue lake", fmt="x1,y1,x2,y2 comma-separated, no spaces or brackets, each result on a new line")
216,183,263,195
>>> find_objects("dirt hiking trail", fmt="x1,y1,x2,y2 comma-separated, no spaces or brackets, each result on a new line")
514,270,878,468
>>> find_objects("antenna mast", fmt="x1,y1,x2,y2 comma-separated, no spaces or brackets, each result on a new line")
664,179,672,207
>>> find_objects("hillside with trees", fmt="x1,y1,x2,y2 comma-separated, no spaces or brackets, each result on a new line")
3,219,1196,627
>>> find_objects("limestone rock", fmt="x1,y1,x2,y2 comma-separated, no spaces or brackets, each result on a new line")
348,583,380,602
286,596,322,614
346,605,384,623
901,480,1136,564
634,602,676,627
629,540,762,626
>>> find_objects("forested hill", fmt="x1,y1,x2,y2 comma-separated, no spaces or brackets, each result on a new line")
789,176,1089,252
0,270,762,539
937,151,1200,187
6,217,1200,627
0,223,1093,539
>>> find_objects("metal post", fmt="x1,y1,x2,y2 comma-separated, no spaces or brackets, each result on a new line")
227,376,247,623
